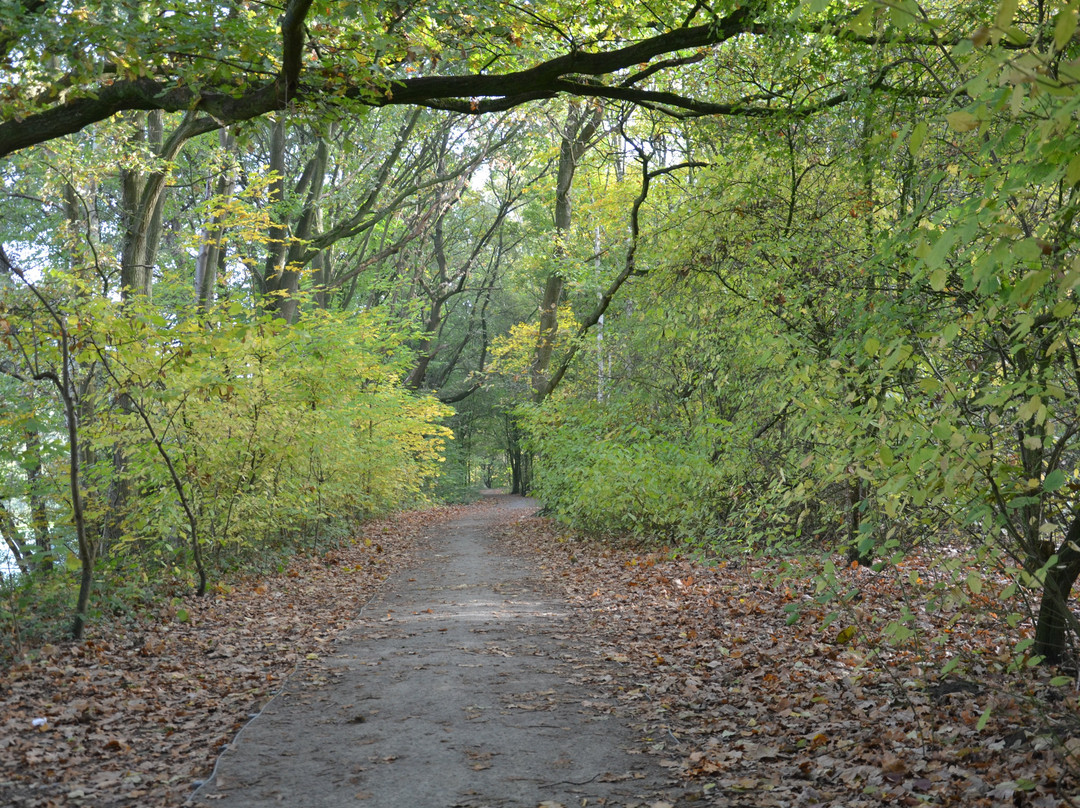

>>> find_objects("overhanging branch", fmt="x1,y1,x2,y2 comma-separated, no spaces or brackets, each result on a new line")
0,6,754,158
0,4,952,159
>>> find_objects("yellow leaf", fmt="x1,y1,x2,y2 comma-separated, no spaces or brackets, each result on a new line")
946,111,979,132
835,625,857,645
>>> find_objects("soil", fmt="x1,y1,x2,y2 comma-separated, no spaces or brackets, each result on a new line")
188,494,690,808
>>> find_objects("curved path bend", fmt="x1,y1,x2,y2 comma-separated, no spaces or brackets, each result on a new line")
189,495,687,808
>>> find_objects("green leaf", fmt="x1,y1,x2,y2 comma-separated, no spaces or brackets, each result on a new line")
1055,5,1078,50
889,0,918,28
966,571,982,595
175,608,190,623
946,110,979,132
797,0,832,15
1043,469,1067,492
64,554,82,572
975,704,992,731
1067,154,1080,186
848,4,874,35
1050,675,1074,686
909,120,927,155
996,0,1019,31
926,229,958,270
1017,394,1042,423
1053,299,1076,318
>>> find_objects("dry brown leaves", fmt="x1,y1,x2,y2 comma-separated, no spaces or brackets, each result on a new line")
0,500,492,808
500,516,1080,808
8,501,1079,808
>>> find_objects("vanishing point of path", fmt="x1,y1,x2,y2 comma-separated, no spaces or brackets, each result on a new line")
189,495,688,808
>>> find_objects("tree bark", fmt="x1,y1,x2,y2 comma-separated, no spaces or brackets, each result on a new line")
24,427,52,571
264,127,330,322
0,5,788,159
194,129,236,312
1033,511,1080,664
0,500,29,576
530,102,602,403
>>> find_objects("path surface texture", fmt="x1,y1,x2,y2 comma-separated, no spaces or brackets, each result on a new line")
189,495,687,808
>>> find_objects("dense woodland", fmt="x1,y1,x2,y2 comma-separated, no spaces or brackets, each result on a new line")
1,0,1080,714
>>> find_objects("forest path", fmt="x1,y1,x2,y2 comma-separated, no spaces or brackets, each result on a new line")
188,494,686,808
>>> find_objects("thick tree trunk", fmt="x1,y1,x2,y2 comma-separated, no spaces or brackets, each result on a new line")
1033,511,1080,664
119,110,192,300
264,126,330,322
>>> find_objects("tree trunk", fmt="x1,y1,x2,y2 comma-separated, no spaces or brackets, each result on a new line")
264,126,330,322
506,414,531,495
0,250,93,639
1033,511,1080,664
0,501,29,576
530,102,602,403
24,427,52,571
119,110,191,300
194,129,236,312
262,119,291,316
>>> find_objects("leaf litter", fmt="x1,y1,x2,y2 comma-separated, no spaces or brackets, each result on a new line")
497,516,1080,808
0,501,489,808
5,499,1080,807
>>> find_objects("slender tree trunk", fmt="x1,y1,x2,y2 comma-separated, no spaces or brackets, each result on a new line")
405,205,450,390
195,129,236,312
0,249,94,638
265,127,330,322
506,412,530,495
0,501,29,576
530,102,602,403
262,119,290,314
24,428,52,571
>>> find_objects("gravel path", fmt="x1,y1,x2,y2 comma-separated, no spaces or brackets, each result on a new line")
188,495,686,808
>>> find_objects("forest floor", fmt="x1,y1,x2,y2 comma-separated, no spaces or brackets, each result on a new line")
2,494,1079,807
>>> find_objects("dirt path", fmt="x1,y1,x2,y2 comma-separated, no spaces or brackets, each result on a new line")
188,495,687,808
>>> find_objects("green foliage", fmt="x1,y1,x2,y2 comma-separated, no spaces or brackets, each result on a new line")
519,400,731,539
504,0,1080,665
88,299,451,560
0,281,451,615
